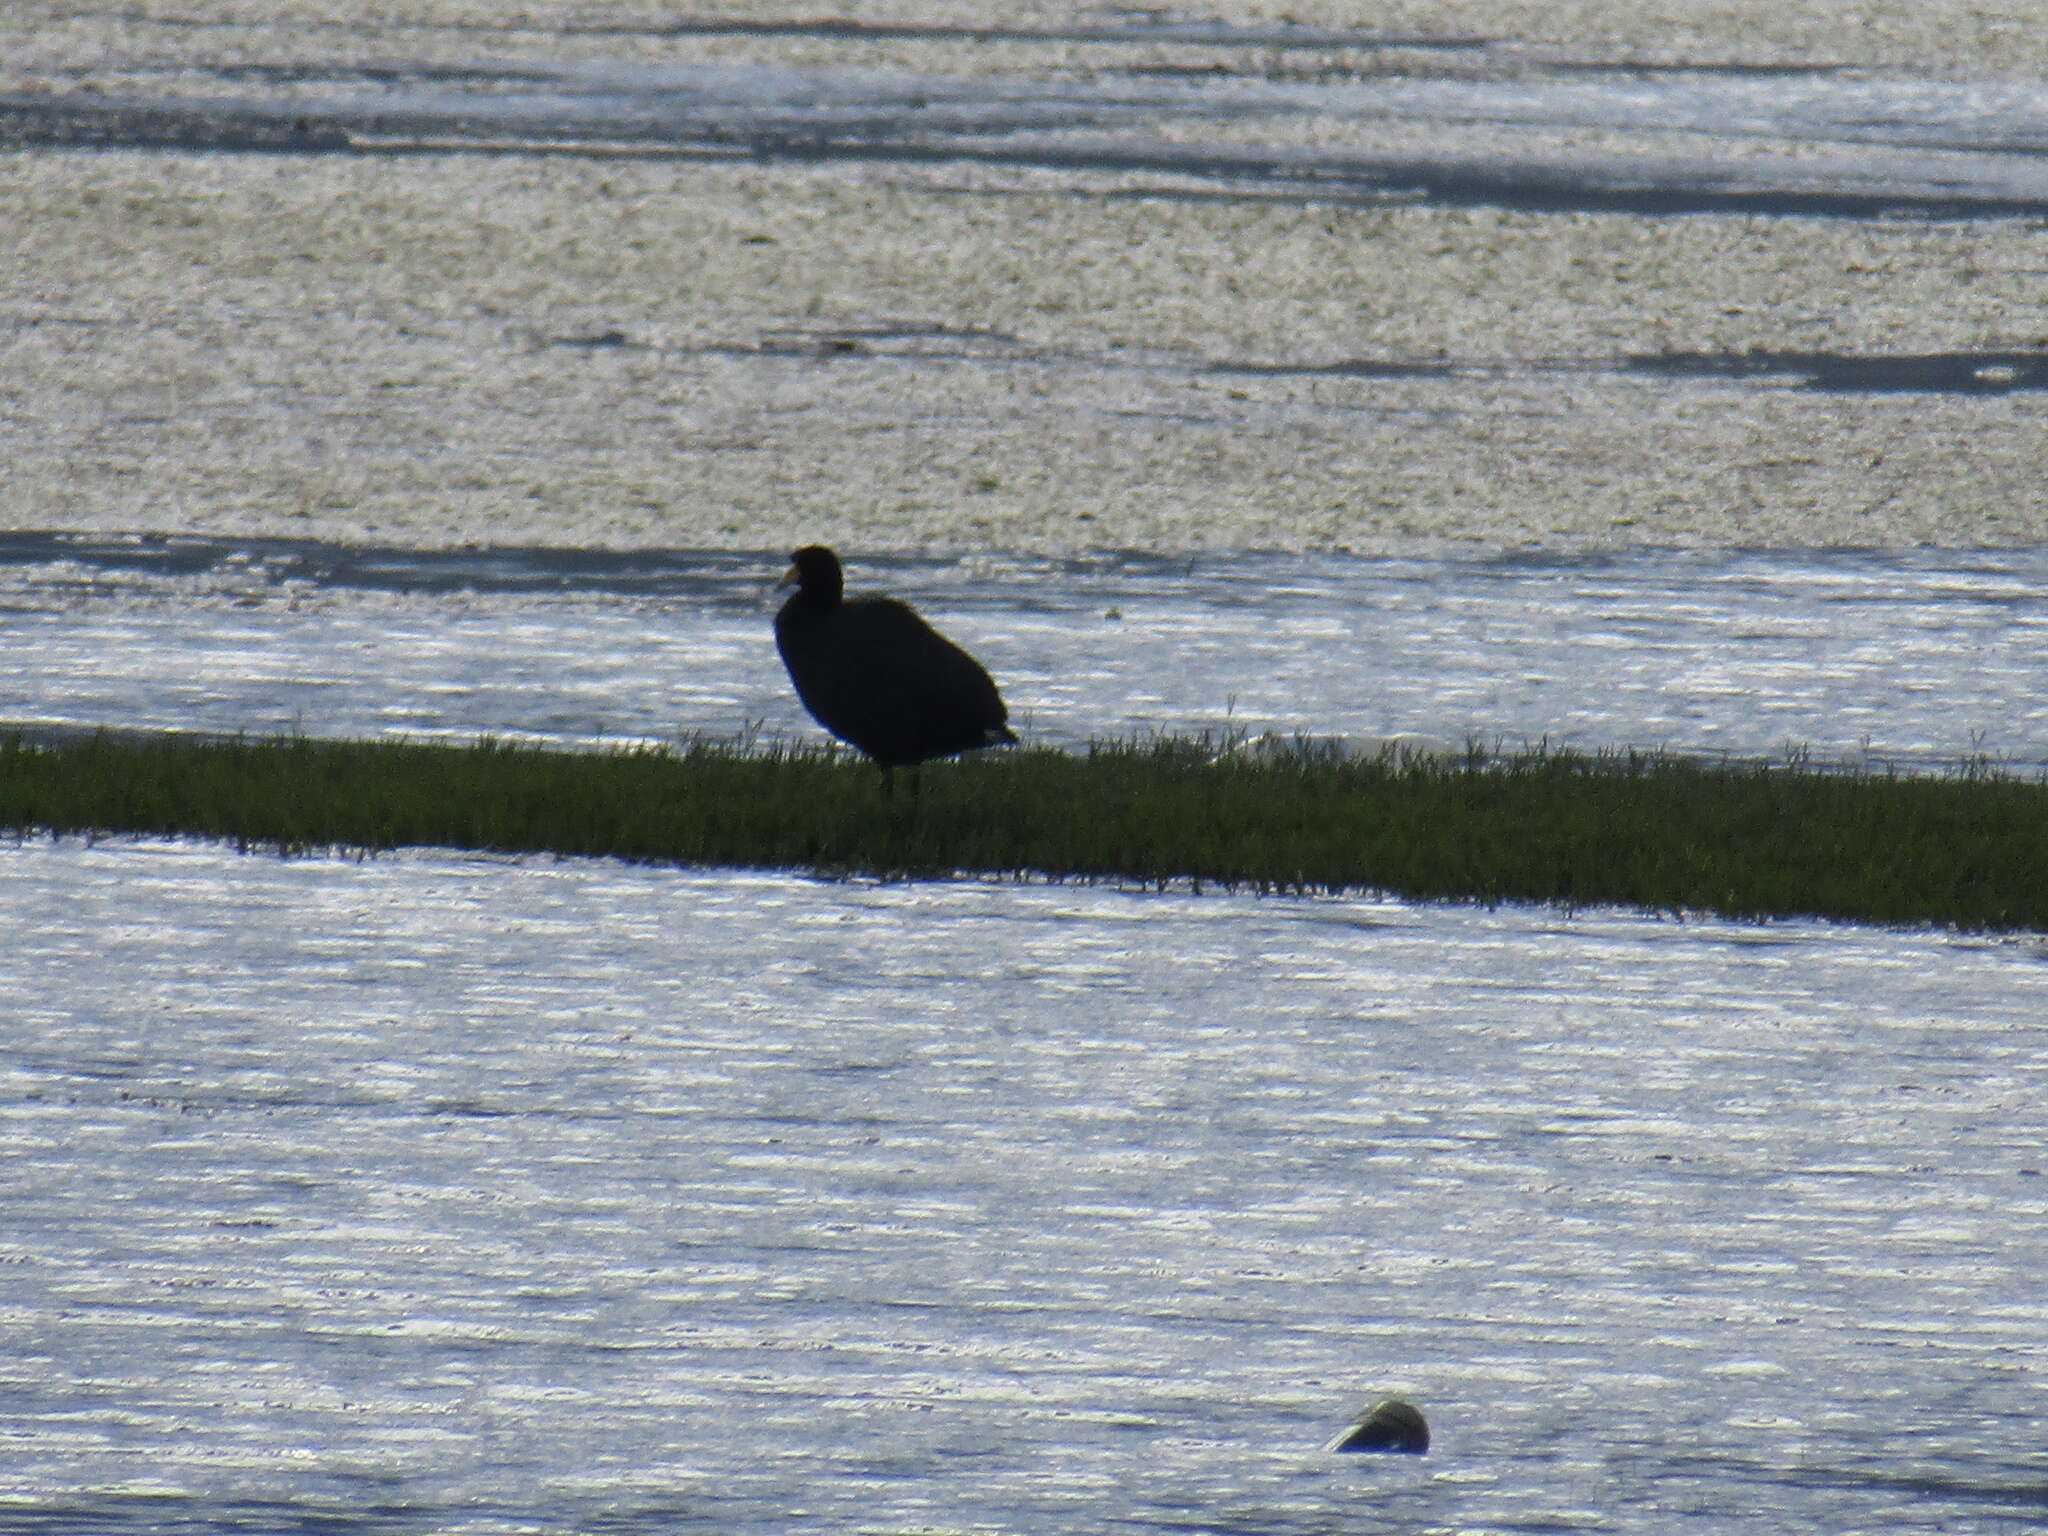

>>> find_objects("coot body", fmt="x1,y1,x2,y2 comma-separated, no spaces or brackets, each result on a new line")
775,546,1016,776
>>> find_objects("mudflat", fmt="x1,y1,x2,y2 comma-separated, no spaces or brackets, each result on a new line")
5,1,2045,553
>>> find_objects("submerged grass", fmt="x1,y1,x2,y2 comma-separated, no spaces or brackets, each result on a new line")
3,729,2046,930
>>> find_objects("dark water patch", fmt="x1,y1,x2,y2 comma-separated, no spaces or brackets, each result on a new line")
933,141,2048,220
1074,180,1428,211
88,7,1489,57
1656,1452,2048,1522
0,529,1205,608
1777,1464,2048,1510
0,529,783,600
1537,57,1859,78
1211,357,1467,382
403,128,2048,222
1632,347,2048,393
1119,55,1859,86
549,328,641,350
606,16,1497,54
742,321,1030,361
562,322,1035,365
0,1495,440,1536
14,65,2048,220
0,94,350,154
773,320,1023,346
205,59,571,89
1221,344,2048,393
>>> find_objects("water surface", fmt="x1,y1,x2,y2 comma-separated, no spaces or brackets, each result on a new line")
3,840,2047,1533
4,537,2046,1528
4,535,2045,774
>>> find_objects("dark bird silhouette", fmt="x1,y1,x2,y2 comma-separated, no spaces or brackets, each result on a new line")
774,545,1017,793
1329,1398,1430,1455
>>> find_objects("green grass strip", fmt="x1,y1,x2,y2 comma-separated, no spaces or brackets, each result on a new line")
3,729,2045,930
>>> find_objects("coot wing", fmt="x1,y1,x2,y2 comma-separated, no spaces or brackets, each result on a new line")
778,595,1010,765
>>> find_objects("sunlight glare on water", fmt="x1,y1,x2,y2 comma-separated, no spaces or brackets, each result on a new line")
3,841,2047,1533
3,538,2046,773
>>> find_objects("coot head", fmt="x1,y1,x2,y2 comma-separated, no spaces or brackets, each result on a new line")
779,545,844,604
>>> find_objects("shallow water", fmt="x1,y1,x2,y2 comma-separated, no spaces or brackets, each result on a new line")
4,534,2046,774
4,533,2047,1528
4,839,2047,1533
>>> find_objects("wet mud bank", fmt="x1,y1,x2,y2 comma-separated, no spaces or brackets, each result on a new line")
3,5,2045,551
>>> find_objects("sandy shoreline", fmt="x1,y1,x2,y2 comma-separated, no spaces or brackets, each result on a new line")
4,3,2046,555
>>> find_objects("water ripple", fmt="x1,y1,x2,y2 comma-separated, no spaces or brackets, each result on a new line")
2,536,2043,774
2,843,2046,1531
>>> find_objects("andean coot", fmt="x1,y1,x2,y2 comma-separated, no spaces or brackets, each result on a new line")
774,545,1016,791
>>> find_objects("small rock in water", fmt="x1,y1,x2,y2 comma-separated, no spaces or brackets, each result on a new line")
1328,1397,1430,1455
